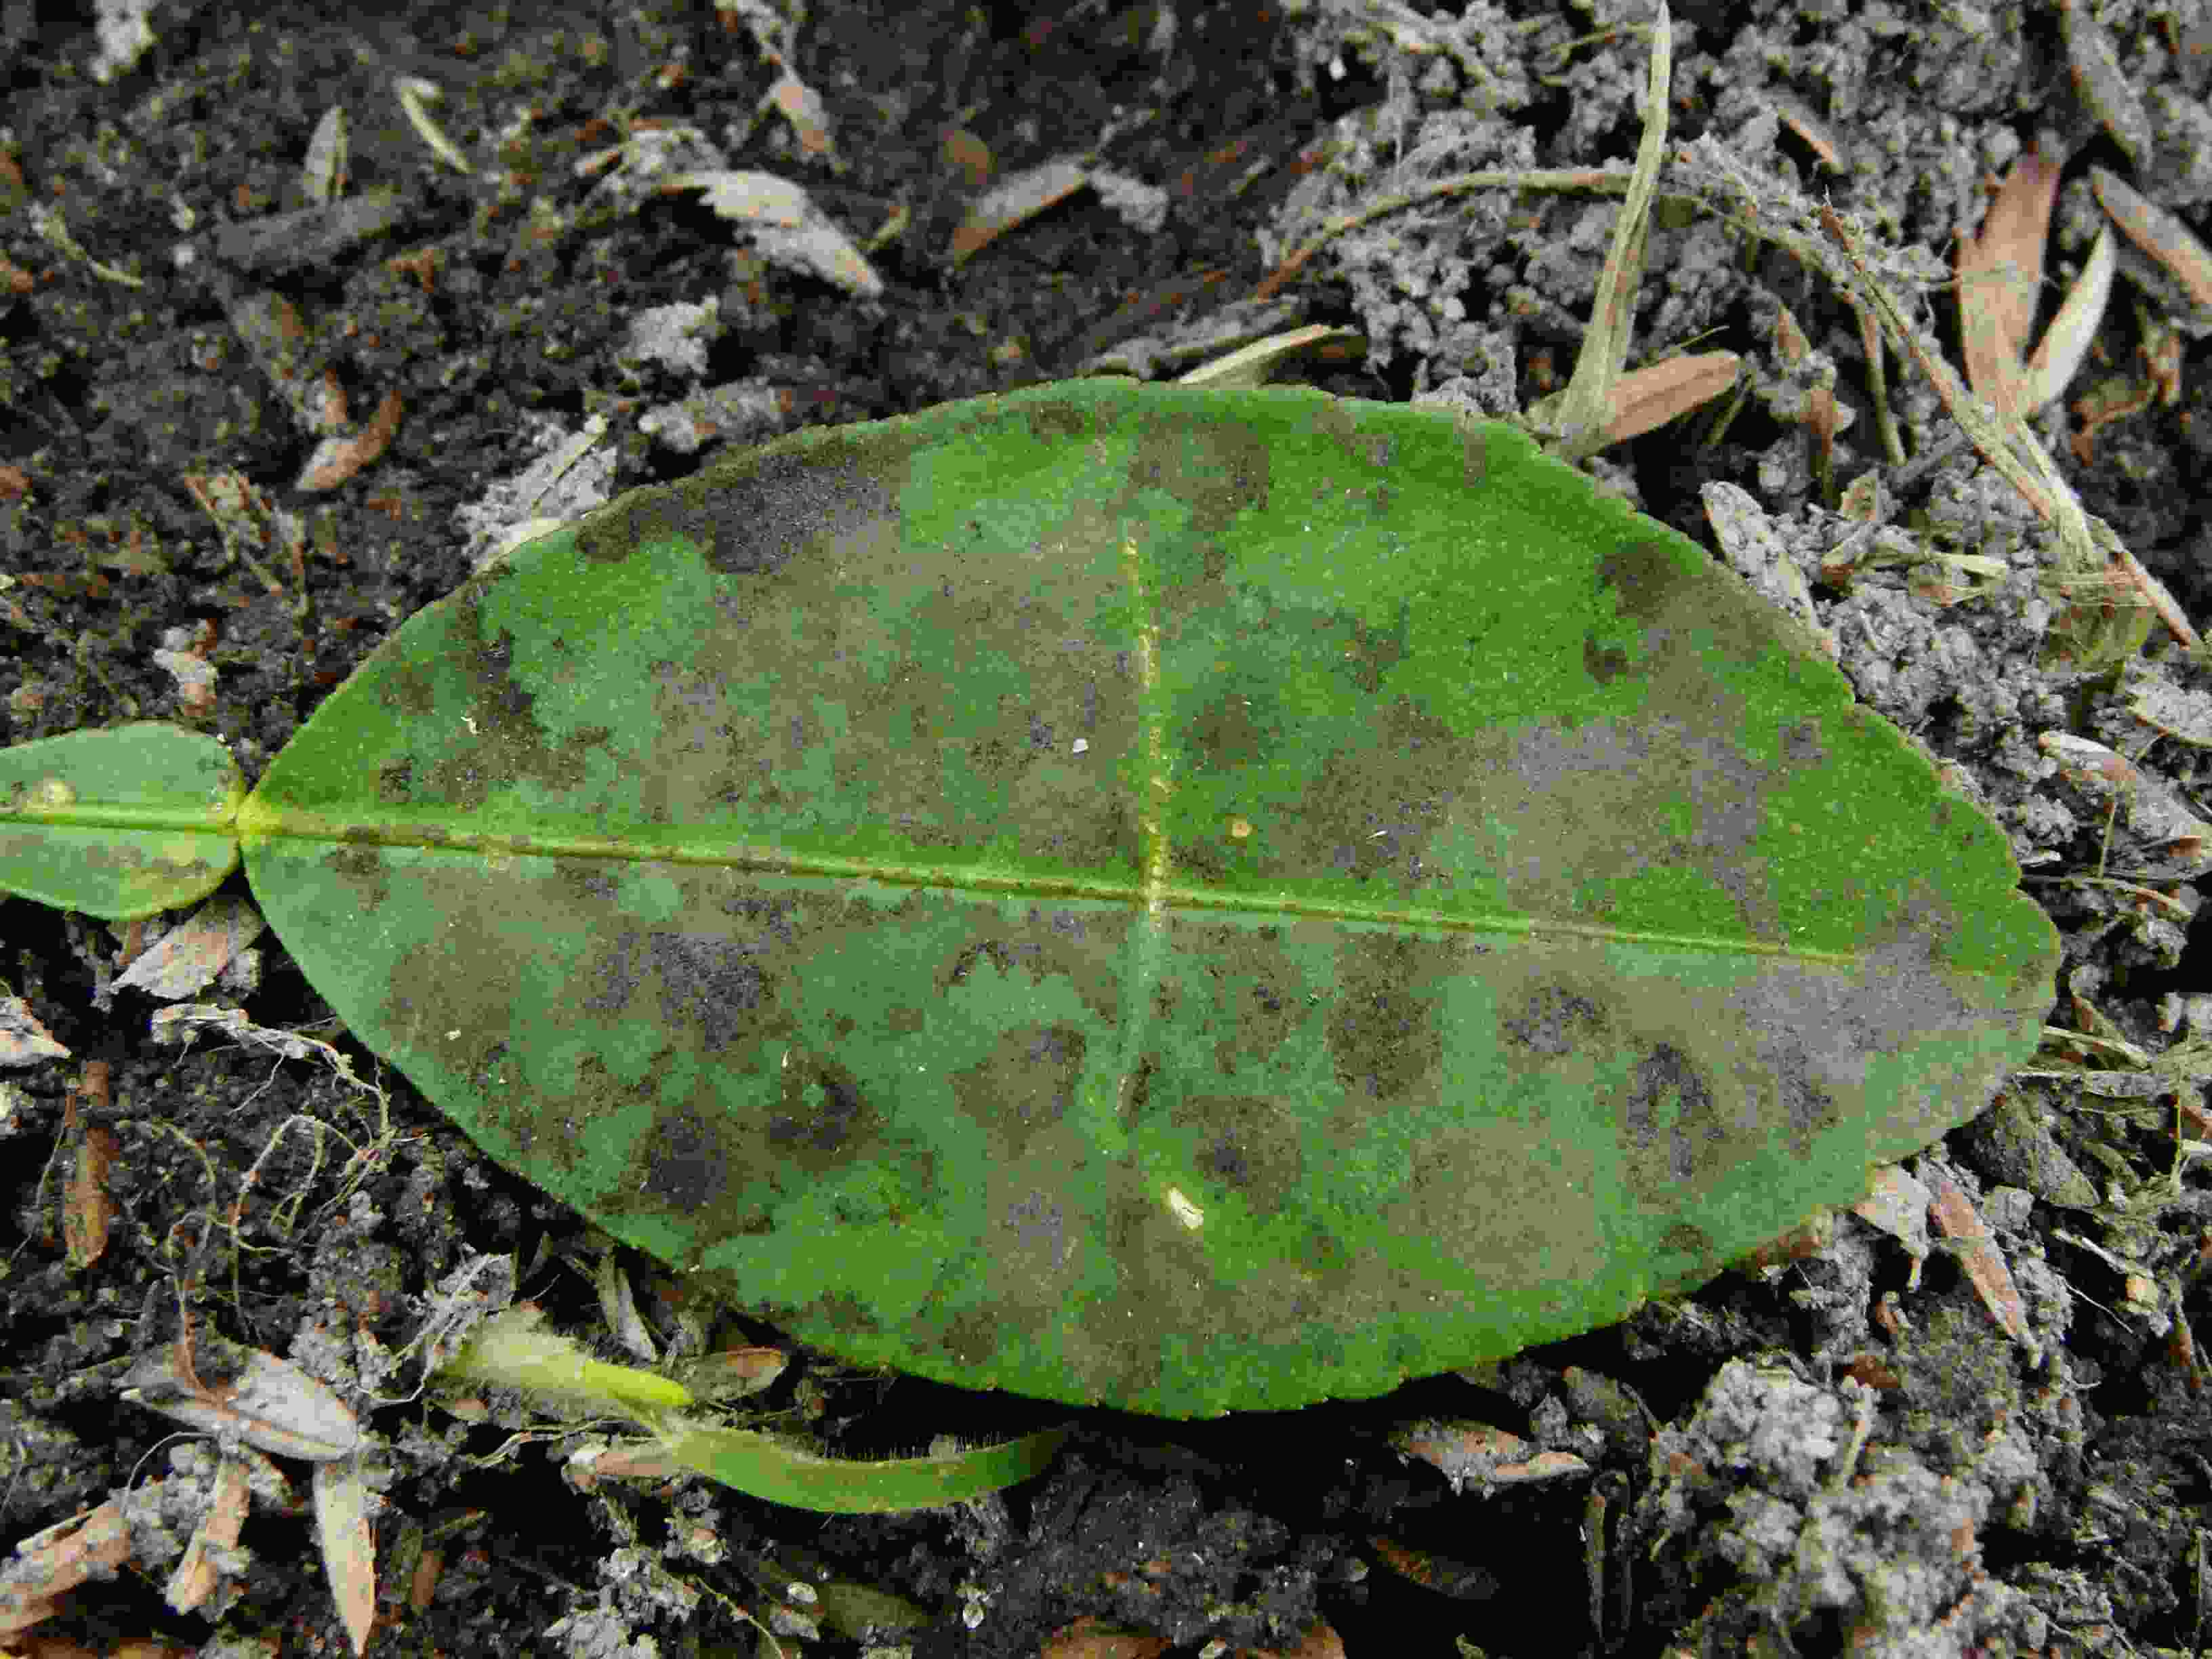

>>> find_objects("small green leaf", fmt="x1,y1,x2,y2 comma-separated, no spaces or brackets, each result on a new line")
657,1422,1073,1514
1,382,2057,1418
0,723,243,920
438,1306,1069,1512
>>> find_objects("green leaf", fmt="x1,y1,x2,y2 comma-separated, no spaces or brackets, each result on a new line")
655,1420,1073,1513
0,723,243,920
1,381,2057,1418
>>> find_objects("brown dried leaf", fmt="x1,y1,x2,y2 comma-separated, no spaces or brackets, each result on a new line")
1528,350,1739,447
1367,1533,1501,1599
62,1124,118,1269
408,1544,445,1613
1767,90,1845,170
1958,149,2061,415
1039,1616,1168,1659
122,1337,361,1462
2039,730,2212,876
114,895,265,999
1601,350,1739,441
1244,1620,1350,1659
0,1498,131,1635
1393,1419,1591,1491
941,127,992,190
1928,1172,2036,1357
164,1454,251,1614
764,68,834,161
295,388,405,492
949,159,1090,265
661,169,884,296
1771,300,1812,365
1853,1162,1933,1288
0,991,69,1065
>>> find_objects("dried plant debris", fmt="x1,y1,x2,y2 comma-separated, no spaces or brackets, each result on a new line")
1948,143,2143,425
112,895,264,999
0,993,68,1065
661,169,885,298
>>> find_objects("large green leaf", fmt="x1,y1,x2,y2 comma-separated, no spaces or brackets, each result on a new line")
4,381,2055,1416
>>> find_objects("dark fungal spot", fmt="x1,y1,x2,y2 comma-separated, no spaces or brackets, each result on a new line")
1502,982,1608,1060
637,1109,729,1212
1620,1043,1724,1195
767,1053,875,1166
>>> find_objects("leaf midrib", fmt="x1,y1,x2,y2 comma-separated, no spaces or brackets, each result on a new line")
10,766,1870,967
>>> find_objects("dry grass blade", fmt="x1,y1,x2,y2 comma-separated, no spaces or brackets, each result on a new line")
2091,167,2212,311
1806,197,2204,656
2062,0,2152,165
2082,514,2203,661
394,76,472,176
949,159,1090,266
2024,224,2114,409
313,1456,377,1657
303,105,347,203
1176,323,1366,386
1551,0,1671,459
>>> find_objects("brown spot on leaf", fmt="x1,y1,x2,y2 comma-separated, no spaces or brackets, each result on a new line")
949,1023,1088,1155
1619,1043,1725,1198
1502,981,1610,1059
1595,539,1691,625
1780,717,1826,765
582,434,905,578
1583,633,1632,684
1328,934,1449,1102
638,1109,730,1212
767,1052,876,1168
1174,1094,1303,1212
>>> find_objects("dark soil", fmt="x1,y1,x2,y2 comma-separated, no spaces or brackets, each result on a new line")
5,2,2212,1656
